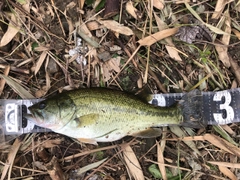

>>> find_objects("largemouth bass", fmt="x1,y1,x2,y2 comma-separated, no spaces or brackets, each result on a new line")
27,88,204,144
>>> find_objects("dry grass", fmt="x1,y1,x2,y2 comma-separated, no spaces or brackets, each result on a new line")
0,0,240,179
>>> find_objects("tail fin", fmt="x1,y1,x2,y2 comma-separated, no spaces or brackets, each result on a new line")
179,90,207,128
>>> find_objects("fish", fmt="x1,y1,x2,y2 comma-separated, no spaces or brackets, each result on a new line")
27,88,204,144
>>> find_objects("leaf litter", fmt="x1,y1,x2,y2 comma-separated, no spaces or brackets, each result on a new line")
0,0,240,179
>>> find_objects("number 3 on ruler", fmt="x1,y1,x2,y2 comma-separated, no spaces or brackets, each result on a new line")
213,91,234,123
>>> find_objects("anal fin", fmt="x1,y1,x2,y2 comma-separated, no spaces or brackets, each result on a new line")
77,138,98,145
132,128,162,138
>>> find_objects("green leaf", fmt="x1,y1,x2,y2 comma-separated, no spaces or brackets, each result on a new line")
91,151,104,160
213,125,239,146
148,164,162,178
184,2,204,23
95,0,106,12
78,30,101,48
170,126,201,156
148,164,181,179
31,42,39,51
75,158,108,176
184,1,229,35
17,0,27,5
85,0,95,6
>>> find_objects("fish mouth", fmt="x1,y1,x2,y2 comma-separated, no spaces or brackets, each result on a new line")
24,113,40,124
27,108,44,125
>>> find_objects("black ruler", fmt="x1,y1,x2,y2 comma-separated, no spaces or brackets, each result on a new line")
149,88,240,125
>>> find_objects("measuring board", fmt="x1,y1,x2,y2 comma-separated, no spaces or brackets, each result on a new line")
1,88,240,143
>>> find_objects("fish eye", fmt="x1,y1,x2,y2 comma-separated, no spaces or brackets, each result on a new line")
39,102,46,109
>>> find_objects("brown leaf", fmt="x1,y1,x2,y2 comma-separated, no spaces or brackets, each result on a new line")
236,2,240,12
204,134,240,157
215,10,231,67
44,57,51,92
165,45,182,61
232,29,240,40
79,0,85,9
218,166,237,180
138,27,179,46
46,157,65,180
0,138,22,180
153,0,164,10
0,12,22,47
229,55,240,86
156,141,167,180
102,57,120,82
208,161,240,169
35,88,47,98
107,57,121,72
35,51,47,75
154,13,182,61
99,20,134,36
215,45,230,67
180,134,240,157
86,21,101,31
123,145,144,180
221,125,236,136
126,1,141,20
211,0,234,19
42,139,63,148
102,64,110,82
0,65,10,96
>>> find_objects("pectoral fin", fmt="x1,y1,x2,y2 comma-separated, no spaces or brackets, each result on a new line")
132,128,162,138
74,113,99,127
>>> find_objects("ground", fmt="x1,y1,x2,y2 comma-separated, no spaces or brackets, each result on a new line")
0,0,240,179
